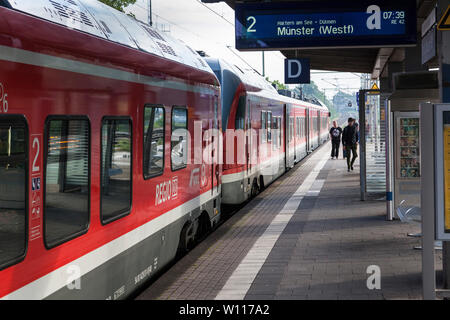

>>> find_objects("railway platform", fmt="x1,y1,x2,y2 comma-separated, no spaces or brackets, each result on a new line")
136,142,433,300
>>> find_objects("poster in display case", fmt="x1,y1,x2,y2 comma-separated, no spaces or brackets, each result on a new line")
398,117,420,179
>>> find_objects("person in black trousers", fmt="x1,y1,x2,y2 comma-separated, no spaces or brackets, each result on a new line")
329,120,342,160
342,118,358,172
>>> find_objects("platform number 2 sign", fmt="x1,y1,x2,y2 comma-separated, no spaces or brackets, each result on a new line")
247,16,256,32
0,82,8,113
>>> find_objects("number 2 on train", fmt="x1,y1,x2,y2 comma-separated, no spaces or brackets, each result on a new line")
32,137,40,173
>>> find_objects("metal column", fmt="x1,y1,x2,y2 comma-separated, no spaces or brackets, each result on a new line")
359,90,366,201
421,103,436,300
359,89,380,201
386,100,394,220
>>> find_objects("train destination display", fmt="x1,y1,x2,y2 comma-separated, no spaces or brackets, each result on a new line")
235,0,417,50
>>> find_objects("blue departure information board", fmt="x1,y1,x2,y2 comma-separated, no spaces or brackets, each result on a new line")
235,0,417,50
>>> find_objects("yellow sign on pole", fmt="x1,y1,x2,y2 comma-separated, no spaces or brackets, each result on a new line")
371,83,380,91
438,5,450,31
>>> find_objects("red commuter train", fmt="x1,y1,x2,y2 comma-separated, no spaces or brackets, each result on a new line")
0,0,221,299
0,0,329,299
206,59,329,205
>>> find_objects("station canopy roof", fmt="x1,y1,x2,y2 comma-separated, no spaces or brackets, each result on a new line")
211,0,436,75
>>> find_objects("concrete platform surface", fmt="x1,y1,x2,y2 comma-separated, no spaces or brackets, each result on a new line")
136,142,429,300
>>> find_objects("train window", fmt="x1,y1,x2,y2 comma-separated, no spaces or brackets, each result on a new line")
0,118,27,269
289,117,294,142
300,118,303,137
261,111,267,143
45,117,90,248
277,117,282,147
301,118,304,137
144,106,165,179
267,112,272,142
299,118,302,137
304,118,307,137
235,96,245,130
303,118,306,137
271,117,276,150
171,107,188,171
272,116,278,150
101,118,132,225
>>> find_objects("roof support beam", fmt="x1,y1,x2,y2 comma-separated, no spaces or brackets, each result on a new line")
371,48,394,79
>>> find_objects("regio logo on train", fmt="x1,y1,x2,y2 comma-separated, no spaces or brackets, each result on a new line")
155,177,178,206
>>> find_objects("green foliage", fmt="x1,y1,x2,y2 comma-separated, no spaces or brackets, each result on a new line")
294,82,332,106
293,82,338,119
98,0,137,12
265,77,287,90
117,138,131,152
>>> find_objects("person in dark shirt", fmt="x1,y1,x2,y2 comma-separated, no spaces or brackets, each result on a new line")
329,120,342,159
354,121,360,143
342,118,358,172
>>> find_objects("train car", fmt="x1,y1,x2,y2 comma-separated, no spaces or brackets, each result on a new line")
292,105,308,164
0,0,221,299
206,58,329,205
282,97,329,167
319,106,331,144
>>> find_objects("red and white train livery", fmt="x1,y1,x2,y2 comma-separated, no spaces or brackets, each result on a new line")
206,59,329,205
0,0,330,299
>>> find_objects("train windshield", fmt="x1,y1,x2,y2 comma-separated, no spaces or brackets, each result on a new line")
0,119,27,268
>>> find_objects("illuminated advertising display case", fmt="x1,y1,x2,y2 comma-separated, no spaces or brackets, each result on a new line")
393,112,420,215
397,116,420,179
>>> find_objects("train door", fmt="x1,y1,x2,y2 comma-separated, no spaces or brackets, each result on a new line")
284,104,288,169
303,114,307,156
306,108,310,153
284,104,294,169
211,96,219,195
292,112,296,163
317,114,321,146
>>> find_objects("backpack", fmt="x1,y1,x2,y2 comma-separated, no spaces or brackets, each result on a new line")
344,125,357,145
351,126,357,145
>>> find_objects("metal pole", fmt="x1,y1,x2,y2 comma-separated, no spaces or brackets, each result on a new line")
262,51,265,77
386,99,394,220
421,103,436,300
359,90,366,201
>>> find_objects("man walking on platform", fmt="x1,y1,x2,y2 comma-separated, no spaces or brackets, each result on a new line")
329,120,342,159
342,118,358,172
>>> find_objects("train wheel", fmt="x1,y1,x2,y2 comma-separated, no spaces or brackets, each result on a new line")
177,222,195,256
251,178,259,198
196,212,211,242
259,176,265,192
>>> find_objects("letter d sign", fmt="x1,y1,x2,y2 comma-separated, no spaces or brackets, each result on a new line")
285,58,310,84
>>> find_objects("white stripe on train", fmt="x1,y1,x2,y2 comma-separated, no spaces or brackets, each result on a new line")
221,143,307,184
1,187,220,300
0,45,217,95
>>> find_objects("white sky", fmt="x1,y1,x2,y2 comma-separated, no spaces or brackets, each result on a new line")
125,0,364,99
